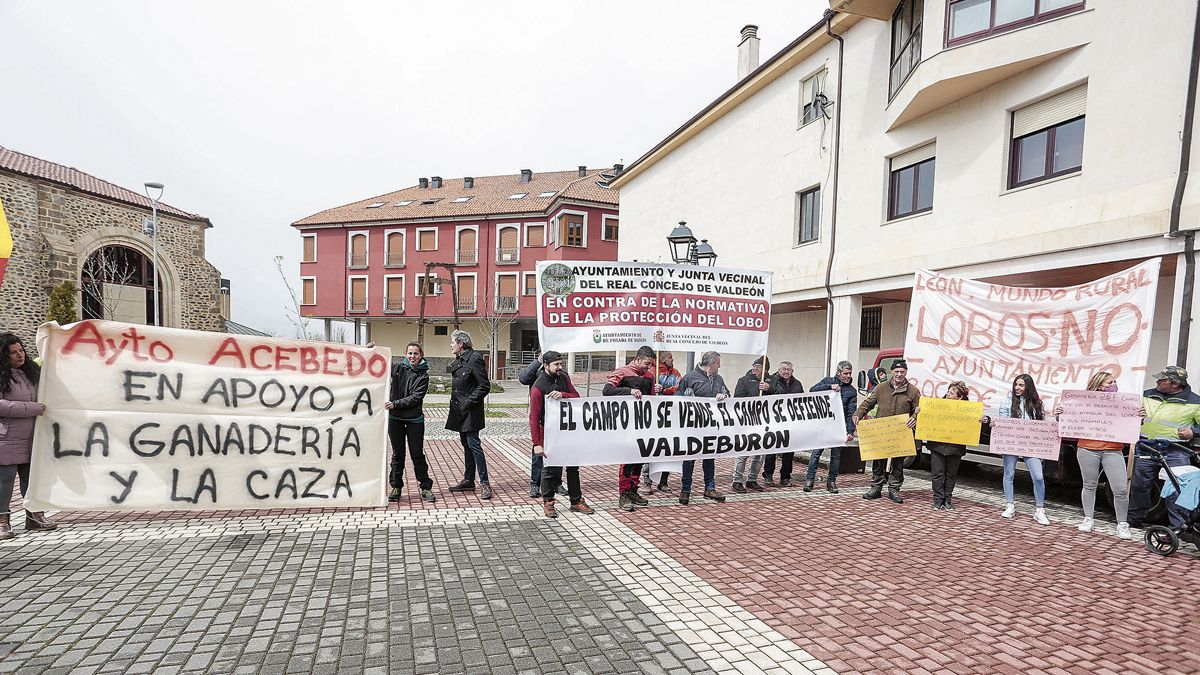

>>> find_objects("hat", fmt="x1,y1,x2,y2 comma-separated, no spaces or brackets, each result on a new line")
753,356,770,369
541,350,564,365
1152,365,1188,383
891,359,908,371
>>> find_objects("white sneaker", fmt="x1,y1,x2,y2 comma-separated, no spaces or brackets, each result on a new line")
1001,503,1016,519
1034,508,1050,526
1117,522,1132,540
1078,517,1095,532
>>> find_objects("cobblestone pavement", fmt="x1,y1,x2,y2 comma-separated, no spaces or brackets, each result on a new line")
2,438,1197,674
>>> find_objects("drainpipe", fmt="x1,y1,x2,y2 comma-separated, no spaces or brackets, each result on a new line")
823,12,845,373
1169,1,1200,365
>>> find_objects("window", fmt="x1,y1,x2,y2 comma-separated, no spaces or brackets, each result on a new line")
558,213,585,248
415,274,442,297
497,226,519,263
525,223,545,247
1009,84,1086,188
452,196,473,203
496,274,518,313
523,272,537,296
302,234,316,263
366,202,385,209
420,198,442,205
537,191,556,198
394,200,414,207
301,277,316,306
508,193,527,200
890,0,922,97
348,276,367,313
602,216,619,242
800,70,827,126
795,187,821,245
860,307,882,349
456,227,478,264
947,0,1084,46
384,275,405,312
385,230,405,267
456,274,476,313
348,232,368,268
888,144,936,220
434,325,448,336
80,245,164,325
417,228,438,251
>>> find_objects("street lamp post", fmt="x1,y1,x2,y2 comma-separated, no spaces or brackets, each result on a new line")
666,221,719,371
143,182,164,327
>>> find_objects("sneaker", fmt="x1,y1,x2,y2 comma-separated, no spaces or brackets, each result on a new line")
420,489,436,503
732,483,747,494
543,500,558,518
703,489,726,503
388,487,401,502
678,490,691,506
888,490,904,504
803,480,814,492
943,498,954,511
825,481,838,494
779,478,792,488
745,481,764,492
1116,522,1132,540
1034,508,1050,526
570,499,595,515
1001,503,1016,519
529,485,540,498
480,484,493,500
619,492,636,512
863,488,882,500
933,500,943,510
762,475,776,487
449,480,476,493
630,490,649,507
1077,517,1095,532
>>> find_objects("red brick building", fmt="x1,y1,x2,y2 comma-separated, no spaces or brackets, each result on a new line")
291,166,621,376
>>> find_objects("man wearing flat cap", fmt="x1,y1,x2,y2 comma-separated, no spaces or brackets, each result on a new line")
1129,365,1200,529
852,359,920,503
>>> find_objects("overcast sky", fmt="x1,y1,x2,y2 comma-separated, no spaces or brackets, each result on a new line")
1,0,826,336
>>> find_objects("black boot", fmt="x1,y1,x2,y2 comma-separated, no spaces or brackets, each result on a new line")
826,480,838,494
888,489,904,504
863,487,882,500
803,479,814,492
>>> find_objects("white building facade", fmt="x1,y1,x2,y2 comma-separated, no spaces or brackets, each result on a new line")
613,0,1200,389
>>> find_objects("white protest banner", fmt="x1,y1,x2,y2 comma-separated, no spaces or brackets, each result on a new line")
26,320,389,511
542,391,845,467
987,418,1061,461
1058,390,1143,445
536,260,772,355
904,260,1159,410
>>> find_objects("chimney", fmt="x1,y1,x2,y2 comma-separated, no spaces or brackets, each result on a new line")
738,25,760,80
520,168,533,183
612,163,624,175
578,165,587,177
431,176,443,189
464,177,474,189
418,177,429,189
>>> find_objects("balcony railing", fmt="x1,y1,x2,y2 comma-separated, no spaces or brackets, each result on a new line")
455,248,478,265
385,252,404,267
456,297,477,313
348,254,368,268
384,296,404,313
495,296,518,313
496,247,520,264
347,297,367,313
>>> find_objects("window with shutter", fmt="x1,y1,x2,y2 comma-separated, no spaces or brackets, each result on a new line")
497,274,518,312
302,235,316,263
497,227,519,263
457,276,476,312
349,277,367,312
1009,84,1086,188
888,143,936,220
523,273,537,296
386,232,404,266
418,229,437,251
302,279,315,305
349,234,368,268
525,224,545,247
385,277,404,311
457,229,477,264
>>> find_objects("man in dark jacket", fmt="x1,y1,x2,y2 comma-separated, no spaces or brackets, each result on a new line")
446,330,493,499
675,351,729,505
385,342,436,503
732,357,773,493
852,359,919,503
530,351,595,518
604,345,661,511
762,360,804,487
806,360,857,493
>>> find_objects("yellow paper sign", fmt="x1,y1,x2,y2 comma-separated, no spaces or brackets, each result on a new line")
915,396,983,446
857,415,916,461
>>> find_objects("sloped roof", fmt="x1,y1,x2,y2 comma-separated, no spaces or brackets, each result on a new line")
225,319,271,337
292,167,620,227
0,145,210,224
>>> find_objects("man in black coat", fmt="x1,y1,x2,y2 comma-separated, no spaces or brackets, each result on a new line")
446,330,493,499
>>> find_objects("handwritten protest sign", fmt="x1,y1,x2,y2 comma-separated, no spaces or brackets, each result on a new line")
915,396,983,446
26,320,389,511
856,415,916,461
543,391,844,466
987,417,1061,461
905,260,1160,409
1058,390,1142,444
536,260,772,355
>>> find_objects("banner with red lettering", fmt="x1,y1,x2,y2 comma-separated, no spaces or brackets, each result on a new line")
26,321,390,511
904,260,1160,410
536,261,772,354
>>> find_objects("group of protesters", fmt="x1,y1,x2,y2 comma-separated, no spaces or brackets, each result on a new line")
2,325,1197,545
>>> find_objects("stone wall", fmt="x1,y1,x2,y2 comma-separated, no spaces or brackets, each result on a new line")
0,172,224,355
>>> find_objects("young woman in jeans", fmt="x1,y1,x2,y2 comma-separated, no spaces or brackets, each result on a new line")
984,374,1050,525
1054,371,1135,540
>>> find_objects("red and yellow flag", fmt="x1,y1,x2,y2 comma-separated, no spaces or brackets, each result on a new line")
0,201,11,290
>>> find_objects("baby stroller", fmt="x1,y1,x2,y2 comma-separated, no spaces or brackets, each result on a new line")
1138,439,1200,557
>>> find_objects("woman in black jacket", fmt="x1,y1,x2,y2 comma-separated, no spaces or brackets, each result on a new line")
385,342,436,502
925,380,977,511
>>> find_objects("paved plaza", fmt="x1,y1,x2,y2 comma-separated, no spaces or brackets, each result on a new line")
2,434,1198,675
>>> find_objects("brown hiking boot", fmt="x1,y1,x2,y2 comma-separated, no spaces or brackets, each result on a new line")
480,484,493,500
703,489,726,503
0,514,13,540
569,499,595,515
25,512,57,531
619,491,636,512
543,500,558,518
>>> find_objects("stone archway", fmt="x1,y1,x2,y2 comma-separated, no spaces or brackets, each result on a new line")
74,229,181,326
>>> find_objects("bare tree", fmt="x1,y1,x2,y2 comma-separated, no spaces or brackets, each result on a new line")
274,255,316,339
477,276,522,379
81,247,143,321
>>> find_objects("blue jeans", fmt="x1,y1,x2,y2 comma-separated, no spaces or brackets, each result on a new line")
1129,447,1192,528
681,459,715,492
805,448,842,483
460,431,489,484
1002,455,1045,506
530,450,544,488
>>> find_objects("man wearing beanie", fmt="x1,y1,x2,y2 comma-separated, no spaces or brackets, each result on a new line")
852,359,919,503
529,351,594,518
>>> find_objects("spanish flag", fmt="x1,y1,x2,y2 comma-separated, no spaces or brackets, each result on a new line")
0,201,10,290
